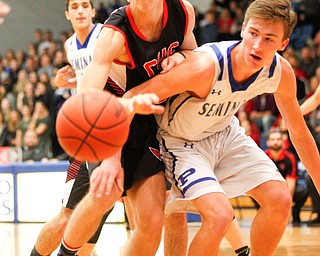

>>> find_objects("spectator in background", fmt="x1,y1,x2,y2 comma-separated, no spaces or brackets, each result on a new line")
249,93,279,137
12,69,28,97
199,10,219,45
286,55,307,103
38,30,54,56
37,53,54,78
28,100,52,156
0,111,8,146
95,2,109,23
16,81,35,113
15,104,32,147
21,129,49,162
289,12,313,51
4,109,20,147
33,29,44,51
265,129,308,225
299,46,318,79
217,7,233,40
238,110,261,147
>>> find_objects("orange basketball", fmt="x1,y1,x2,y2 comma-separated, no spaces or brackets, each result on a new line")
56,89,130,162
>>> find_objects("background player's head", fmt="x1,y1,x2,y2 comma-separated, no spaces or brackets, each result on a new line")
66,0,93,11
243,0,297,40
65,0,95,30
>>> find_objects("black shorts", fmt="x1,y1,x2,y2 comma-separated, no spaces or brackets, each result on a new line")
122,114,164,190
63,158,90,209
87,115,164,191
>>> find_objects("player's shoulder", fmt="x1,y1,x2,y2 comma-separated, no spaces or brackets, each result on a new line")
278,53,295,81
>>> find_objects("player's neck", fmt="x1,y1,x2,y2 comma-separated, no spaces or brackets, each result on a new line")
75,23,95,45
130,2,163,42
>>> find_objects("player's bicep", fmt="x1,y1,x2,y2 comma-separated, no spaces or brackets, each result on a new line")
93,27,125,65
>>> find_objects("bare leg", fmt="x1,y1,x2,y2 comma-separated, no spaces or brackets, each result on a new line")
164,212,188,256
124,171,166,256
31,206,97,256
123,196,135,230
188,192,234,256
62,183,122,251
224,218,248,251
34,207,72,254
248,181,291,256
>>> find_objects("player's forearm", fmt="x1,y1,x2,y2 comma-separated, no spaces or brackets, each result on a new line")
78,63,109,93
300,97,318,115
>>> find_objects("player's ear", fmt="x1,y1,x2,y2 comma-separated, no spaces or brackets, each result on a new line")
240,22,245,38
91,8,96,18
279,38,290,52
65,11,70,20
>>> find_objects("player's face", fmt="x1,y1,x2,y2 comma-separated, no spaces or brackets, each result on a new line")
267,132,283,151
241,18,289,69
65,0,95,30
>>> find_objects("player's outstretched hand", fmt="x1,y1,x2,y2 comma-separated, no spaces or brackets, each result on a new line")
55,65,77,88
122,93,164,115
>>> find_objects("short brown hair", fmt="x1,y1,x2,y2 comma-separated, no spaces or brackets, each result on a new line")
66,0,93,10
244,0,297,40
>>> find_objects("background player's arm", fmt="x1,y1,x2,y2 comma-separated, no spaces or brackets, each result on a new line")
78,27,126,93
274,58,320,192
300,85,320,115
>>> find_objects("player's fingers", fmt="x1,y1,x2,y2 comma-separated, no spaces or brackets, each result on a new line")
105,172,117,196
152,105,165,114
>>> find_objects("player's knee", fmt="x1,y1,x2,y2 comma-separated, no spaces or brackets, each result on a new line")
55,207,73,232
202,206,234,233
137,210,164,234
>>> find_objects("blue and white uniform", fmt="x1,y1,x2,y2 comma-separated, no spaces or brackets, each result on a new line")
160,41,285,215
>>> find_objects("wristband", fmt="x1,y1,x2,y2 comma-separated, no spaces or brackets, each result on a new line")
176,51,186,59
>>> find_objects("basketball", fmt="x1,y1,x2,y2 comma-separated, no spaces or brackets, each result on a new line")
56,89,130,162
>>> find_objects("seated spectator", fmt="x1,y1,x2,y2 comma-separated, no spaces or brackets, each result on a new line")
15,104,32,147
199,10,219,45
4,109,20,147
238,110,261,147
249,93,279,136
16,81,35,113
28,100,52,156
0,110,8,146
264,129,308,224
21,129,49,162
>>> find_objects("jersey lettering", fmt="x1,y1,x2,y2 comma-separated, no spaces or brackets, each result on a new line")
178,168,196,186
143,41,180,77
198,101,243,117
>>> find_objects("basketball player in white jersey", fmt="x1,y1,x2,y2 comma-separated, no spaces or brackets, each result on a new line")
31,1,121,255
124,0,320,255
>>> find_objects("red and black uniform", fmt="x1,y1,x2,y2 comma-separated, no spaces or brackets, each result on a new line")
97,0,189,190
264,149,297,179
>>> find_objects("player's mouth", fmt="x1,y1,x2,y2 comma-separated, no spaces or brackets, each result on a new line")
250,54,262,61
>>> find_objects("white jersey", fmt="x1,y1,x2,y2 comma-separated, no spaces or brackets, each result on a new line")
65,23,126,91
158,40,282,141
